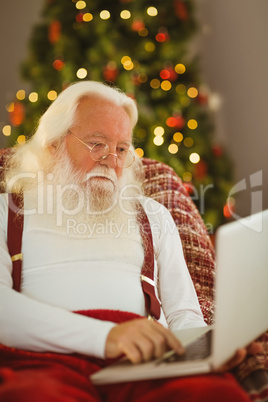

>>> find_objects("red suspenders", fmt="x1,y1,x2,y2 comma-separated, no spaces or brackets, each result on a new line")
7,195,161,320
7,193,24,293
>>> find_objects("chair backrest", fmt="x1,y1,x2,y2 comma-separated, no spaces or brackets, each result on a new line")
0,149,215,324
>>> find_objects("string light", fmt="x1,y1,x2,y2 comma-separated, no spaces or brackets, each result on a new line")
6,102,14,112
181,97,191,107
147,7,158,16
123,60,134,70
136,128,146,139
145,42,155,52
76,1,86,10
154,126,165,136
16,90,25,100
120,10,131,19
29,92,38,102
153,136,164,146
150,79,160,89
135,148,144,158
121,56,131,64
182,172,192,182
83,13,93,22
176,84,186,94
47,90,57,101
189,152,200,164
2,125,11,136
100,10,110,20
138,73,148,83
161,80,172,91
187,87,198,98
184,137,194,147
76,68,88,79
138,28,148,37
187,119,198,130
175,63,186,74
173,132,183,142
168,144,179,154
17,135,26,144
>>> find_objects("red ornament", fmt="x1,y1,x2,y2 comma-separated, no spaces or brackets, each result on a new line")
223,203,234,219
53,59,65,71
183,182,194,195
174,0,189,21
103,65,119,82
9,102,25,127
48,20,61,44
212,145,223,157
168,68,178,82
197,92,208,105
166,115,185,129
132,20,145,32
160,69,171,80
76,13,84,23
194,159,208,179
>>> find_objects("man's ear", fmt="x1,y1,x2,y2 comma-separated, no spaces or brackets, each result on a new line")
47,142,58,155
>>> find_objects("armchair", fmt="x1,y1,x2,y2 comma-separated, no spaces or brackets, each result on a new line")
0,148,267,400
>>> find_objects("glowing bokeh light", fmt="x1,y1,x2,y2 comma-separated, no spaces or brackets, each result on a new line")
17,135,26,144
173,132,183,142
187,119,198,130
76,1,86,10
29,92,38,102
16,90,25,100
135,148,144,158
120,10,131,19
175,63,186,74
154,126,165,136
2,125,11,136
83,13,93,22
100,10,110,20
161,80,172,91
147,7,158,16
153,136,164,146
168,144,179,154
187,87,198,98
189,152,200,164
76,68,88,79
47,90,57,101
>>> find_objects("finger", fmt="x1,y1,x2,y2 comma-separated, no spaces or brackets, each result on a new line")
148,321,184,355
118,338,143,364
215,349,247,372
247,342,263,355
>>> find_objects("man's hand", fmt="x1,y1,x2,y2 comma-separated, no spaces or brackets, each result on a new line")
216,342,263,372
105,318,184,363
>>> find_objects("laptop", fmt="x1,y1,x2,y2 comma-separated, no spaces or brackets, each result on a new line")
91,209,268,385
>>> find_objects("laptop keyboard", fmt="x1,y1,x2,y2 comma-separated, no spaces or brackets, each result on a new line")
157,329,212,364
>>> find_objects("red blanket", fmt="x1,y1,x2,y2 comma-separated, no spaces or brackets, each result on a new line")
0,309,251,402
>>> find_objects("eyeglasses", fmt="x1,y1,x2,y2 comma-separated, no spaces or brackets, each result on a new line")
68,131,135,168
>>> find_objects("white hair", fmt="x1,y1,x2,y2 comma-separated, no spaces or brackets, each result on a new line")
4,81,139,192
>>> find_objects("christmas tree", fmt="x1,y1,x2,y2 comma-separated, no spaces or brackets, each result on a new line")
3,0,234,231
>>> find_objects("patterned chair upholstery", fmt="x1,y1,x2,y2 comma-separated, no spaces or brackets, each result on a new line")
0,148,267,400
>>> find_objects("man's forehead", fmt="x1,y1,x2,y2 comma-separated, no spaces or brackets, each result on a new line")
82,131,131,145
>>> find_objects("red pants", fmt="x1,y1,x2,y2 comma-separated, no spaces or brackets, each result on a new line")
0,310,250,401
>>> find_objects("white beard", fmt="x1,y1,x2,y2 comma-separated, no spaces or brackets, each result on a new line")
32,143,144,236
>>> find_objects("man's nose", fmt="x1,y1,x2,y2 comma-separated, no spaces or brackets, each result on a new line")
99,153,117,169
